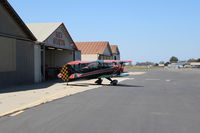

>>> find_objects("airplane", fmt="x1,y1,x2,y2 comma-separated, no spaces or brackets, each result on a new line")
57,60,132,86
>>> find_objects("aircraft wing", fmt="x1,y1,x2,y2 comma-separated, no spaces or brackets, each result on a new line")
67,60,132,65
68,60,105,65
103,60,132,63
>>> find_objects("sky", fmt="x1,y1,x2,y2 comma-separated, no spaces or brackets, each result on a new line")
9,0,200,63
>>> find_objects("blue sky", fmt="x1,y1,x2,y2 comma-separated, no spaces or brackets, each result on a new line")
9,0,200,63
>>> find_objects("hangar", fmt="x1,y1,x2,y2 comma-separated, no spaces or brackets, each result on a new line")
75,41,113,61
0,0,40,88
110,45,120,60
27,23,81,80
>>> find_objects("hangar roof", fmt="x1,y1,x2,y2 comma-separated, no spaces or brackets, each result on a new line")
27,22,77,50
0,0,36,41
110,45,120,54
27,23,62,42
75,41,112,55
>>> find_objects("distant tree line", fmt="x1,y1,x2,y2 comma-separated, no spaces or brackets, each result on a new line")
136,62,155,66
136,56,200,67
188,58,200,62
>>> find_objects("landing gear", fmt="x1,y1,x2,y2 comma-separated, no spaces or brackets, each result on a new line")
95,78,103,85
95,78,118,86
106,77,118,86
110,80,118,86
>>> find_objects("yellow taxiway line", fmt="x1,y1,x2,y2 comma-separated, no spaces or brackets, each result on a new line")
10,110,24,117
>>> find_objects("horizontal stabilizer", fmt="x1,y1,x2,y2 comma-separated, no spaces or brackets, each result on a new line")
117,74,129,77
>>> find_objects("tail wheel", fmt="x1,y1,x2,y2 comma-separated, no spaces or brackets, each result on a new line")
110,80,118,86
61,64,72,82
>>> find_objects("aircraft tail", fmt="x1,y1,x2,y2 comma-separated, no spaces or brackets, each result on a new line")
60,64,74,82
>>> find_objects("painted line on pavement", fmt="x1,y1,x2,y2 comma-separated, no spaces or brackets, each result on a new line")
10,110,24,117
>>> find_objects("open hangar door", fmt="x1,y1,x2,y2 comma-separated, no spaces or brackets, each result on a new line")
45,47,73,79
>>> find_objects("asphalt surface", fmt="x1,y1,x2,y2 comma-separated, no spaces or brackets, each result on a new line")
1,69,200,133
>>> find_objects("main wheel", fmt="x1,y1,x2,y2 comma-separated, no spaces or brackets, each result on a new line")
95,79,103,85
110,80,118,86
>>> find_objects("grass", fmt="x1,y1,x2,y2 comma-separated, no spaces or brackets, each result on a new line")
125,65,163,70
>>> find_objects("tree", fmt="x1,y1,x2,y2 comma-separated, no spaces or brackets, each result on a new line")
159,61,165,64
188,58,200,62
188,58,197,62
170,56,178,63
164,62,170,66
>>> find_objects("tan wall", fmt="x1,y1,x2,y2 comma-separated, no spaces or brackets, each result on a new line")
0,36,16,72
81,54,98,61
0,4,28,38
190,62,200,66
99,55,113,60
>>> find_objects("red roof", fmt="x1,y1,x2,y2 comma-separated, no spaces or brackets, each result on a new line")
75,41,110,54
68,60,132,65
110,45,119,54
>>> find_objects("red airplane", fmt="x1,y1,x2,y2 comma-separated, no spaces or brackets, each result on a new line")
58,60,132,85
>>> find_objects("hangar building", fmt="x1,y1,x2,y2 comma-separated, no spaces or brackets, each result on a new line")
75,41,113,61
110,45,120,60
0,0,40,88
27,23,81,79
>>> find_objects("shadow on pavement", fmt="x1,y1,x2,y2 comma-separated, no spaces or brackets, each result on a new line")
0,80,63,94
65,83,144,88
65,84,90,87
116,84,144,87
64,83,103,87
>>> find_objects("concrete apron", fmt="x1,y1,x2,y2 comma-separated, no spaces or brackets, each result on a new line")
0,72,145,117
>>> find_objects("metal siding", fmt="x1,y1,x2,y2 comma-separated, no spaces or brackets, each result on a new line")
0,4,28,38
0,40,34,88
75,50,81,61
0,36,16,72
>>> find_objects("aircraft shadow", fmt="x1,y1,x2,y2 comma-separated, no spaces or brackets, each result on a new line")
65,84,90,87
65,83,144,88
115,84,144,87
